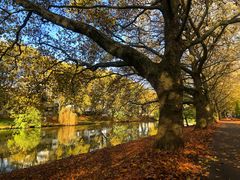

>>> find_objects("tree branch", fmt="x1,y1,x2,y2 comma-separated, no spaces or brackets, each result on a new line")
49,4,161,10
183,86,196,95
16,0,155,79
181,64,193,76
177,0,192,39
0,11,32,60
186,13,240,48
129,99,159,106
90,61,129,71
41,42,129,71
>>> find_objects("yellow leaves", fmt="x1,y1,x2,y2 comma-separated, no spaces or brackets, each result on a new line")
139,89,157,103
148,125,157,136
1,40,157,121
223,2,240,15
183,149,197,156
83,94,91,106
110,136,121,146
58,94,66,104
71,0,100,6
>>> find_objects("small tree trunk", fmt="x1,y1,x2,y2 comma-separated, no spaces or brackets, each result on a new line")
214,103,222,120
185,117,189,127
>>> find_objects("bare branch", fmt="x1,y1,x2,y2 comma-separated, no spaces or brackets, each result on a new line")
181,64,193,75
0,11,32,60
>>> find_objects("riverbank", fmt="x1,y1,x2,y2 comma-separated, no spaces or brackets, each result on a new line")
0,118,157,130
0,118,14,129
0,126,215,179
0,117,105,130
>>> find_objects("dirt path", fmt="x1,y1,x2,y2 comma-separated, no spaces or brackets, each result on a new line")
209,120,240,179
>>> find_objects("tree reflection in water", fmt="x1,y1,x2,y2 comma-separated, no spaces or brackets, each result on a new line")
8,129,41,151
0,122,158,173
58,126,76,145
6,129,41,171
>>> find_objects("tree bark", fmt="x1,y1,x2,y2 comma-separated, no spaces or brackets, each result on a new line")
194,93,214,128
148,47,184,150
185,117,189,127
150,65,184,150
151,0,185,150
214,102,222,120
193,74,214,128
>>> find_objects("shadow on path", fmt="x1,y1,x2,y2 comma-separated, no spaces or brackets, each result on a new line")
209,121,240,179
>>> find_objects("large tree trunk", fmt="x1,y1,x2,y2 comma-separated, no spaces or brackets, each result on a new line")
193,75,214,128
152,68,184,150
148,1,185,150
148,51,184,151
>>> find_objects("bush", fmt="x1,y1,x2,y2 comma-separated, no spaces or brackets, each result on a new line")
11,107,42,128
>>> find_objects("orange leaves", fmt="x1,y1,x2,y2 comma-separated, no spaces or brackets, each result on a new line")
184,149,197,155
178,162,202,174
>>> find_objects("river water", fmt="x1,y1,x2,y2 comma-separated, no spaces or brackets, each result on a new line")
0,122,157,173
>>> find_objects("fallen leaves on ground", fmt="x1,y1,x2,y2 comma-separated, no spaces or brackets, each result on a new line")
0,126,215,179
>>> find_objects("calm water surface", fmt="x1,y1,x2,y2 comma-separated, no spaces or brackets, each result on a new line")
0,122,157,173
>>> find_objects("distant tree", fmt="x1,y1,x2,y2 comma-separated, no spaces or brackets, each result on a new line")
11,106,42,128
235,101,240,118
1,44,157,122
183,105,196,126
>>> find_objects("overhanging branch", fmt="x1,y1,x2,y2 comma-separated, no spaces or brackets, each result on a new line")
49,4,161,10
0,11,32,60
16,0,155,79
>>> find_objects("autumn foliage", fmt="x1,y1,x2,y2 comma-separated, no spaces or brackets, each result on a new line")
58,106,78,125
